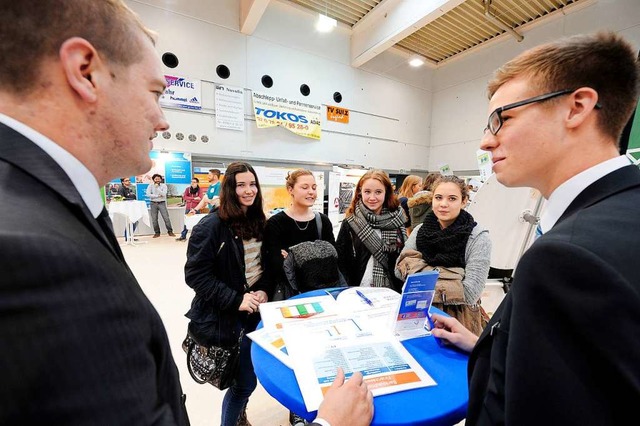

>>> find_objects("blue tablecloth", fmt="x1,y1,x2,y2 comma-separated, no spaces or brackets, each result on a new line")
251,289,469,426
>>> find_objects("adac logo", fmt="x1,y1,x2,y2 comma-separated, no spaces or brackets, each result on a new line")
189,97,199,103
254,107,308,124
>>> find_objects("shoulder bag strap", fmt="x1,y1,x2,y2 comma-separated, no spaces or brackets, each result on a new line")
315,212,322,239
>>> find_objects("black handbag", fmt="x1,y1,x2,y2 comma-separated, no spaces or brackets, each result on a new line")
181,330,243,390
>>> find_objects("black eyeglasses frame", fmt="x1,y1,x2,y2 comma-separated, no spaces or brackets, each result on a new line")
484,88,602,135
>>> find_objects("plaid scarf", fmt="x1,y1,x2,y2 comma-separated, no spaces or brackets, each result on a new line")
346,201,406,287
416,209,476,267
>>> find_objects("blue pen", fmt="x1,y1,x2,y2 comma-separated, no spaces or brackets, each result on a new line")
426,312,443,347
355,290,374,307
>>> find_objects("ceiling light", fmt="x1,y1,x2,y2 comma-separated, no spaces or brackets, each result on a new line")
316,14,337,32
409,55,425,67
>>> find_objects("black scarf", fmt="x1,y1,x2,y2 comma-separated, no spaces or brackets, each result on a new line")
416,209,476,267
189,185,200,195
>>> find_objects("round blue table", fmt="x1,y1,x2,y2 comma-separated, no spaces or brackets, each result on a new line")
251,289,469,426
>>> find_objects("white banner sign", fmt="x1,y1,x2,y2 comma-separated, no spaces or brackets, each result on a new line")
160,75,202,110
215,84,245,131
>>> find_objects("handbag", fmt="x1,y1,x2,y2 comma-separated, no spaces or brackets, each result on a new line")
181,330,243,390
271,212,324,301
429,266,489,336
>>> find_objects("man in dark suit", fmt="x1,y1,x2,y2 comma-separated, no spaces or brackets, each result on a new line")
430,32,640,425
0,1,188,424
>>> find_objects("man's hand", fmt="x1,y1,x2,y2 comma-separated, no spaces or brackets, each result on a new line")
316,368,373,426
431,313,478,353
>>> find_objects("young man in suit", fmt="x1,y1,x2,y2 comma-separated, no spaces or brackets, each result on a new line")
0,1,188,424
316,31,640,426
431,32,640,425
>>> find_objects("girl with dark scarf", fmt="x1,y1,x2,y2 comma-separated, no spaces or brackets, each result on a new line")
395,175,491,334
336,170,407,291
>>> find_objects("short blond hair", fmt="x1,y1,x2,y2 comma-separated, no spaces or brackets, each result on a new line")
488,32,639,143
0,0,155,95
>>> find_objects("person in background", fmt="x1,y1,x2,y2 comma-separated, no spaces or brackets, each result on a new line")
396,175,491,336
190,168,221,213
176,177,203,241
185,161,272,426
0,0,187,423
336,169,406,290
397,174,422,232
407,172,440,231
117,177,138,241
429,32,640,425
117,177,136,200
146,173,175,238
262,168,335,426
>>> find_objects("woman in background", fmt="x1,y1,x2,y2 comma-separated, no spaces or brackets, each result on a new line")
184,162,271,426
397,175,422,232
262,168,335,426
407,172,440,232
396,175,491,336
336,170,406,290
176,177,203,241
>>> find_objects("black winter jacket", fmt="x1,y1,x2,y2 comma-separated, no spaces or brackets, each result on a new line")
335,220,403,292
184,212,271,346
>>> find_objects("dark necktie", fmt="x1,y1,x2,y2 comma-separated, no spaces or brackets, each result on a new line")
97,207,126,262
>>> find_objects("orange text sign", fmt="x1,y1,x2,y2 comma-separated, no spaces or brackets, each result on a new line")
327,105,349,124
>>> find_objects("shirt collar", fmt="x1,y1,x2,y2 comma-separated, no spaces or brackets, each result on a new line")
0,113,103,218
540,155,631,232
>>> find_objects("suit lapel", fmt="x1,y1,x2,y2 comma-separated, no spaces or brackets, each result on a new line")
0,123,124,262
557,165,640,226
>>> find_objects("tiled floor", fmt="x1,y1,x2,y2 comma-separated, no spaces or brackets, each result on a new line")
122,233,474,426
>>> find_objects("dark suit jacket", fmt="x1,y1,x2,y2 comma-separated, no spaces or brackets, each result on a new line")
0,123,188,425
467,165,640,425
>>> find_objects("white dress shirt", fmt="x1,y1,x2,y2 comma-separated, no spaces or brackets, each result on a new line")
539,155,631,233
0,113,103,218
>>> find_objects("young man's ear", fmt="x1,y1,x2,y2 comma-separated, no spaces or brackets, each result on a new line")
566,87,600,129
59,37,102,103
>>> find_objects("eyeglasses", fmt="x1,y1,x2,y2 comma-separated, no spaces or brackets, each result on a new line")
484,89,602,135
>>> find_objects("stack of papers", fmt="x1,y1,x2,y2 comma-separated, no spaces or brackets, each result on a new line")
249,284,438,412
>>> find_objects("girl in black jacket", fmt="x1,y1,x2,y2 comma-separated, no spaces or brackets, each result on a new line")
184,161,271,426
336,170,406,291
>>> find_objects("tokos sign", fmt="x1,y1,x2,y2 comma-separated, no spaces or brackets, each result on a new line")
255,108,309,124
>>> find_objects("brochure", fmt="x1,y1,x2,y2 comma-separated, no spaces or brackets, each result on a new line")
283,313,437,412
393,270,439,340
258,295,339,330
247,327,293,368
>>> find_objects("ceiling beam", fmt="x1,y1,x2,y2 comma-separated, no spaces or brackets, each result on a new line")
240,0,271,35
350,0,465,68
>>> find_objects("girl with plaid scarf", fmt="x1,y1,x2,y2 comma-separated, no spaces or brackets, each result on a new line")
336,170,407,291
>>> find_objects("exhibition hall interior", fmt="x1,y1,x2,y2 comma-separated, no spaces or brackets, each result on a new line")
109,1,640,425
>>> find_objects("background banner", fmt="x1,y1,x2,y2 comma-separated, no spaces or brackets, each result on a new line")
252,92,321,140
160,75,202,110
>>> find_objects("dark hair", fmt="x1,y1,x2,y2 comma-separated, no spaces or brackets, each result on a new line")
209,169,221,178
151,173,162,181
431,175,469,202
422,172,440,192
0,0,154,95
488,31,640,144
218,162,266,240
345,170,400,217
192,177,199,183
